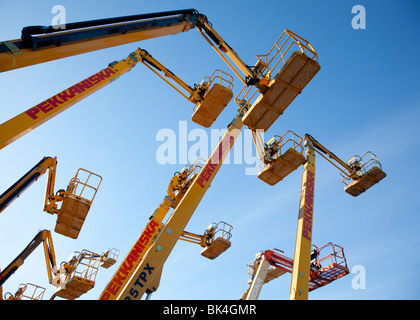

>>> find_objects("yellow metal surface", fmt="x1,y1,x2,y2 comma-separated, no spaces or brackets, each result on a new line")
289,142,315,300
54,276,95,300
200,237,231,260
345,166,387,197
54,196,90,239
0,23,194,73
98,198,168,300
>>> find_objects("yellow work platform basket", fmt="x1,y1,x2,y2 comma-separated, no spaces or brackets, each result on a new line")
192,70,234,128
258,131,306,186
236,30,320,131
54,169,102,239
53,249,102,300
342,152,386,197
201,221,233,260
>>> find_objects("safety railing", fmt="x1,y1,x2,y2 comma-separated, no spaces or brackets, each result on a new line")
61,249,101,285
235,29,318,114
309,243,349,291
100,248,120,268
199,69,234,91
66,168,102,202
6,283,45,300
211,221,233,242
313,243,348,271
341,151,384,186
258,130,305,169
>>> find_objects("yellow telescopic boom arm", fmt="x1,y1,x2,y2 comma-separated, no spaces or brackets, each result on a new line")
0,9,198,73
0,48,147,150
100,112,243,300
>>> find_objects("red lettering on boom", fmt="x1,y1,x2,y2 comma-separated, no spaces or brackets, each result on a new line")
99,219,159,300
302,170,315,241
25,67,116,120
197,134,233,188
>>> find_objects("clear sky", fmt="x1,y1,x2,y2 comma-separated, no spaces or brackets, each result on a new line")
0,0,419,301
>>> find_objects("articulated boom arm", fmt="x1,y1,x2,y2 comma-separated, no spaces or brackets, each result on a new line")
194,13,258,87
136,48,200,103
0,156,57,214
0,230,58,290
135,48,234,128
0,156,102,239
99,160,202,300
305,134,356,179
304,134,387,197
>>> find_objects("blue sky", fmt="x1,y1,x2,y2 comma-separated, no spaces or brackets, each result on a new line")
0,0,419,300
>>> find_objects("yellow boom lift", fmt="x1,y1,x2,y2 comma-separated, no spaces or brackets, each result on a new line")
242,243,349,300
51,247,119,300
98,159,233,300
99,112,243,300
249,131,385,299
0,230,57,298
0,156,102,239
0,229,119,300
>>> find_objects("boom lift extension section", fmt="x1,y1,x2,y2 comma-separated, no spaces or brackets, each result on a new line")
305,134,387,196
0,38,234,149
136,48,233,128
180,221,233,259
0,157,102,239
0,9,199,72
0,48,144,150
242,243,349,300
0,230,58,290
